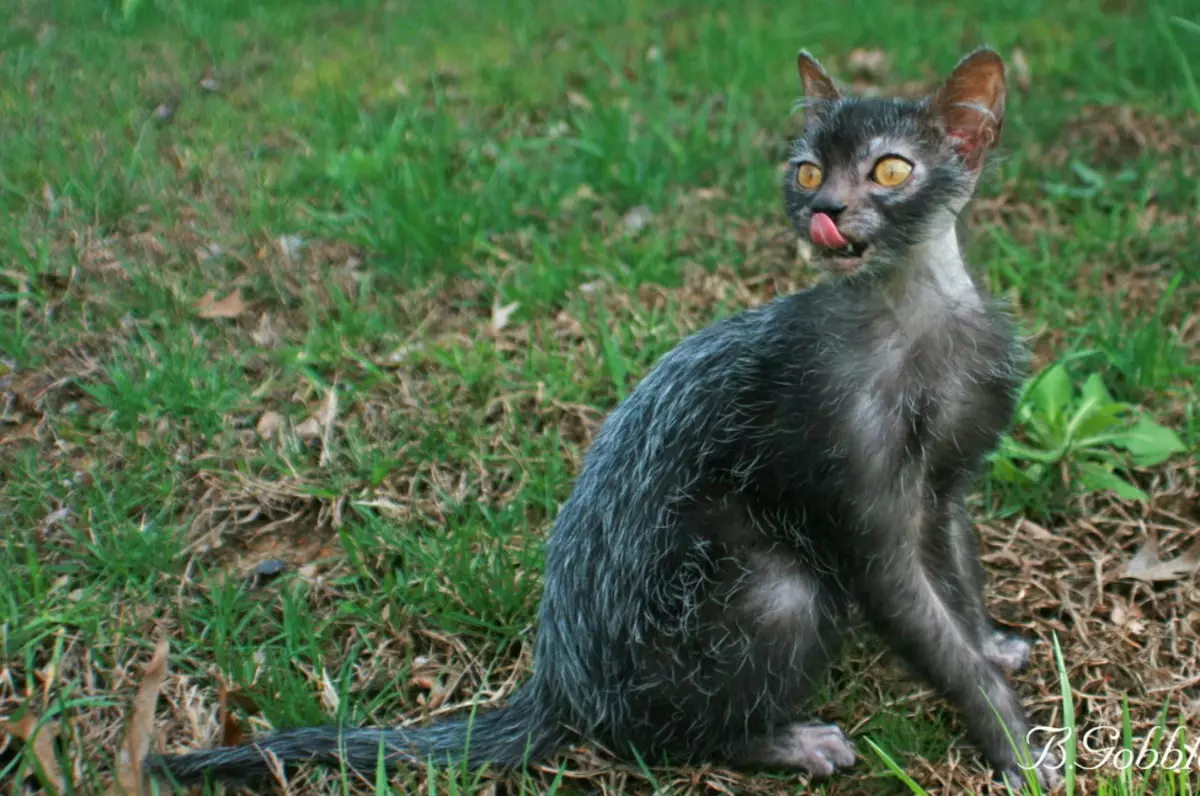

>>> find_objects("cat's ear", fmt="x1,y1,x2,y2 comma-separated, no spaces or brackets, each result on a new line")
931,48,1006,169
797,50,841,104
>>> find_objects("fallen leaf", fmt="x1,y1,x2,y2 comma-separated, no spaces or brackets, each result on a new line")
847,48,889,82
318,383,339,467
1124,531,1200,583
218,684,247,747
319,669,340,713
1,710,67,793
566,90,593,111
42,506,71,533
559,183,598,212
194,242,224,262
491,301,520,332
277,235,305,260
195,289,247,319
688,187,726,203
111,640,169,796
256,411,282,438
1011,48,1032,92
621,205,652,235
294,416,323,439
251,313,280,347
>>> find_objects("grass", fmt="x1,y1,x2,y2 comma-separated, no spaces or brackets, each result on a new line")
1,0,1197,793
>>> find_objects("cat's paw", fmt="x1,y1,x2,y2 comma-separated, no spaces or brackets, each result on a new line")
983,629,1033,674
742,721,857,778
778,721,858,778
996,746,1065,792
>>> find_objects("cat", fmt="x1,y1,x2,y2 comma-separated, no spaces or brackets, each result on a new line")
149,48,1063,792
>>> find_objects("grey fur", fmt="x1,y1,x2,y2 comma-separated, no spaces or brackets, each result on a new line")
149,49,1062,791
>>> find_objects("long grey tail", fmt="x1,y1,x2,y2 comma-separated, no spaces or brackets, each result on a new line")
148,683,566,786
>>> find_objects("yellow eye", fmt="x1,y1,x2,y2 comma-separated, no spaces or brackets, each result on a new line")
796,162,823,190
872,156,913,187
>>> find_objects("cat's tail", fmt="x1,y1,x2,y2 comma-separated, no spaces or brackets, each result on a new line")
148,680,567,786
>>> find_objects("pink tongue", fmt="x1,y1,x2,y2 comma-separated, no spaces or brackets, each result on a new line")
810,212,848,249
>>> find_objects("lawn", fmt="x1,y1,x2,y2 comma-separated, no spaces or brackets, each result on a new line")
1,0,1198,793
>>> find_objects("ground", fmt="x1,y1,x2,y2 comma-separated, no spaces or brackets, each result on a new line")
1,0,1198,794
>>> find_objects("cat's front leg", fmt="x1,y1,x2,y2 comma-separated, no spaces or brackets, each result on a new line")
944,495,1034,674
851,501,1061,789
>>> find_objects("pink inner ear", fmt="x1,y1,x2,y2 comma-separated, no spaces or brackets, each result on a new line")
934,51,1005,167
951,135,978,163
942,106,1000,168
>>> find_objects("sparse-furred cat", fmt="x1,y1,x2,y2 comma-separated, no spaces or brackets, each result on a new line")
150,49,1063,791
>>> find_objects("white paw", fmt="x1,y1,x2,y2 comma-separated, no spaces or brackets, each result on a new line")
776,721,857,778
983,630,1033,674
1000,746,1065,792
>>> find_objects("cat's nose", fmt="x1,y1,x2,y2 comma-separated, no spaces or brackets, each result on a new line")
810,197,848,219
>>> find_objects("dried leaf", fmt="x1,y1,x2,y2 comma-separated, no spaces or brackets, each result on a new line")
319,669,340,713
1011,48,1032,92
111,640,169,796
294,416,323,439
42,506,71,533
559,183,598,212
621,205,652,235
318,383,339,467
491,301,520,332
195,289,247,319
566,90,593,111
847,48,889,81
256,411,282,438
277,234,305,260
689,187,726,203
1124,531,1200,583
218,684,247,747
194,242,224,262
251,313,280,347
0,710,67,793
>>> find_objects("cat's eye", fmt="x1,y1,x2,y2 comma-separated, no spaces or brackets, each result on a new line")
795,162,823,190
872,156,913,187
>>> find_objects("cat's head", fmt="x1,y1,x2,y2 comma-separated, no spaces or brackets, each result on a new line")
782,49,1006,279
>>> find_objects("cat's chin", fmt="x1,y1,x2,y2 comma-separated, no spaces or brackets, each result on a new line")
817,247,871,276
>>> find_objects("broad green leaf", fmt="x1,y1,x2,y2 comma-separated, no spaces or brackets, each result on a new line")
1074,402,1131,441
997,437,1061,463
990,456,1035,485
1077,461,1149,502
1023,413,1063,449
1064,396,1103,441
1027,364,1073,424
1110,415,1187,467
1080,372,1115,406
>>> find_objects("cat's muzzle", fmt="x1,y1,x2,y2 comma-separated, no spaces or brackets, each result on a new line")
814,239,870,273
